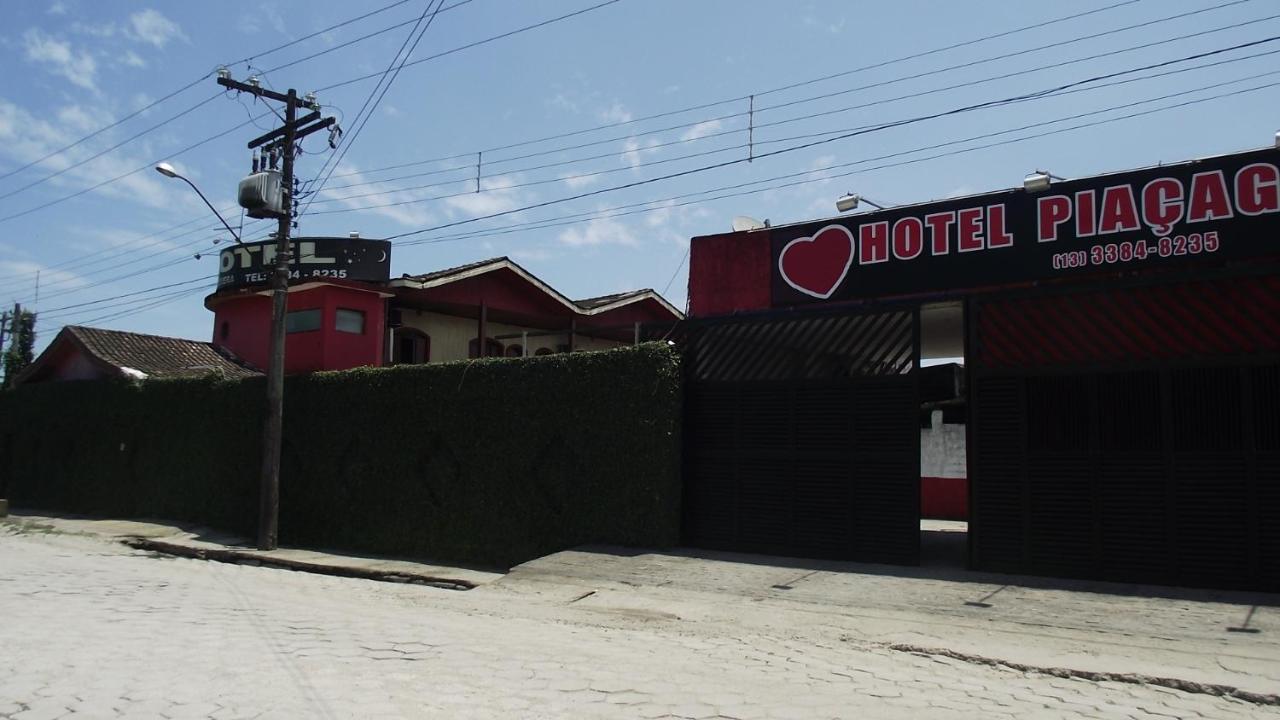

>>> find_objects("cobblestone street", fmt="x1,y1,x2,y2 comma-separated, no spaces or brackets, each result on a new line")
2,527,1277,719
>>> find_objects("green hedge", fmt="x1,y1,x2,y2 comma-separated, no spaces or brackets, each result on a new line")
0,344,682,567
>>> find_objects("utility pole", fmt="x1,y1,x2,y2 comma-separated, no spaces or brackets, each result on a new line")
217,73,334,551
0,310,11,370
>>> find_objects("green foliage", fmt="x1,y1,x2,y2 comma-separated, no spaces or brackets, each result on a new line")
0,344,682,567
2,311,37,390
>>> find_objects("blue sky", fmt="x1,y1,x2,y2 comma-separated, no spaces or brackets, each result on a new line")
0,0,1276,352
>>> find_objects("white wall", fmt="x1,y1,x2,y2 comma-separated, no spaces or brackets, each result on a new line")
921,410,967,478
395,310,622,363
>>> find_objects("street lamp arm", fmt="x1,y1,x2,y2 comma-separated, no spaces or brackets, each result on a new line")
175,175,243,245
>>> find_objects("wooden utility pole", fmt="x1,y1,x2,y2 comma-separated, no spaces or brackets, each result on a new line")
217,75,333,551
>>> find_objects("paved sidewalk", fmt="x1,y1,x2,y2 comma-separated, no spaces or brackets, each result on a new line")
3,526,1278,719
494,544,1280,698
3,513,500,589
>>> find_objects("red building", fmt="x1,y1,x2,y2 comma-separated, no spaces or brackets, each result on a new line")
678,146,1280,591
206,240,684,374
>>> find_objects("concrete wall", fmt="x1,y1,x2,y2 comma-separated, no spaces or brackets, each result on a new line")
921,410,967,478
395,310,621,363
921,410,968,520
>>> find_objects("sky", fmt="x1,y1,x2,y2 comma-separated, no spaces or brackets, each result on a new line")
0,0,1276,353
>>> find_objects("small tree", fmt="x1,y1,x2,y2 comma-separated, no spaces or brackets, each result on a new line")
2,311,36,389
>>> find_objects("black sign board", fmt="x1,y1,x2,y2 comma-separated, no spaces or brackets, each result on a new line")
217,237,391,291
771,148,1280,305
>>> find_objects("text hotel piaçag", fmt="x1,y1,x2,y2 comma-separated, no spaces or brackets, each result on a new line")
218,237,392,291
771,148,1280,305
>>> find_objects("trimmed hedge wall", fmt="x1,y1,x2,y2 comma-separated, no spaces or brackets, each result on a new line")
0,344,682,567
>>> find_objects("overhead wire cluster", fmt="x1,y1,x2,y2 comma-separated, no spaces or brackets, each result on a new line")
0,0,1274,334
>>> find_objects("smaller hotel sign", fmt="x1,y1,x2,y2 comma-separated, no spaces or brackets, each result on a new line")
217,237,391,291
771,148,1280,305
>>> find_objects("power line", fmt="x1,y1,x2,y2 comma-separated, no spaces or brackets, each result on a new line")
72,286,212,328
0,117,261,225
298,0,449,218
314,0,625,92
397,76,1280,250
0,93,226,202
38,278,212,322
261,0,477,75
0,0,433,187
39,74,1276,326
322,0,1233,179
383,59,1280,242
306,38,1280,218
311,35,1280,213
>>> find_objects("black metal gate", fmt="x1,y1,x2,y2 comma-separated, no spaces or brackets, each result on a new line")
969,271,1280,591
681,306,920,564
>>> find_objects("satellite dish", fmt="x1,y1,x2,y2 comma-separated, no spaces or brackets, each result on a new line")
732,215,768,232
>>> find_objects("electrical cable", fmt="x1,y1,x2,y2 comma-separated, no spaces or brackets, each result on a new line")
322,0,1241,179
34,75,1276,324
306,41,1280,218
262,0,477,75
395,75,1280,248
313,0,624,92
0,0,434,185
317,34,1280,203
297,0,449,218
382,63,1280,242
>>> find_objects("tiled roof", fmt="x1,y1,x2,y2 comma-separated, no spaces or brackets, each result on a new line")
64,326,261,379
401,257,506,283
573,289,654,310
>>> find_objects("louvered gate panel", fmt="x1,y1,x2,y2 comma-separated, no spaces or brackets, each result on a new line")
1256,365,1280,592
970,273,1280,591
681,306,920,564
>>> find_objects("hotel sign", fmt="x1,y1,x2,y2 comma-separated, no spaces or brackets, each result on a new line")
217,237,391,291
771,148,1280,305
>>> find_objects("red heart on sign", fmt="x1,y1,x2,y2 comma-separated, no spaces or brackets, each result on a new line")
778,224,854,299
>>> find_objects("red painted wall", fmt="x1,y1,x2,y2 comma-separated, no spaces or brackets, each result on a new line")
921,477,969,521
687,231,773,317
319,286,386,371
212,284,385,374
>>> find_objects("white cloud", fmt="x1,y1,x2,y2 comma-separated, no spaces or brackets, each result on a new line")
320,163,435,227
680,119,722,142
0,260,86,296
621,137,660,170
646,199,676,227
549,92,580,114
48,2,69,16
598,102,632,125
23,29,97,91
559,172,600,189
558,215,638,247
119,50,147,68
56,104,100,133
443,175,529,218
127,9,187,48
0,97,183,212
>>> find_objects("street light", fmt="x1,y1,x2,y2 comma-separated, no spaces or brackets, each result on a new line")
1023,169,1067,193
836,193,887,213
155,163,243,245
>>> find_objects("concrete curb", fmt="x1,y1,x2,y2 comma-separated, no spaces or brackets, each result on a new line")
121,536,476,591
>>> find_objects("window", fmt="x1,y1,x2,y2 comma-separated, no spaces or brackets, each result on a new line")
505,344,524,358
396,329,429,364
285,308,321,333
219,320,230,341
335,308,365,335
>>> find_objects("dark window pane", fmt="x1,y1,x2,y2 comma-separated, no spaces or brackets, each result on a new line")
285,308,321,334
335,308,365,334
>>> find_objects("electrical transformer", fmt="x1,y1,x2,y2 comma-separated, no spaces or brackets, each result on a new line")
238,169,285,219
